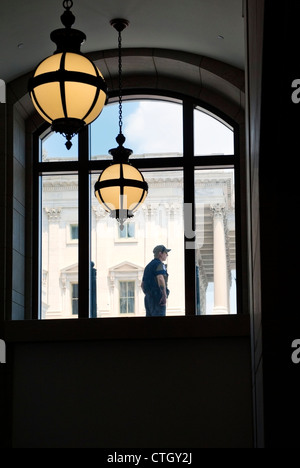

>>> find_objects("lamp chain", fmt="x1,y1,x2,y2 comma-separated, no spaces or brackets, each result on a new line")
118,29,123,136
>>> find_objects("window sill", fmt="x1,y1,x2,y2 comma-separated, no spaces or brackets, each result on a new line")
3,315,250,343
114,239,137,244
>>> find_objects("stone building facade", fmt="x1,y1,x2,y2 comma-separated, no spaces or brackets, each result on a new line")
41,158,235,319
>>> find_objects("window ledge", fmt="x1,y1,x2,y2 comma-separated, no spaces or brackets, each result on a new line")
114,239,137,244
3,315,250,343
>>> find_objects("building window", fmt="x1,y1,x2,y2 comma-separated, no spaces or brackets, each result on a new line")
119,281,135,315
119,222,135,239
34,95,240,319
71,283,79,316
70,224,79,240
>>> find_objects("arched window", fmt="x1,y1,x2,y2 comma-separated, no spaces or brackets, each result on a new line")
34,94,240,319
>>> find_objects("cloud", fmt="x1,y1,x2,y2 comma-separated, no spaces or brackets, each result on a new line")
123,101,234,156
124,101,183,154
194,110,234,155
42,99,234,159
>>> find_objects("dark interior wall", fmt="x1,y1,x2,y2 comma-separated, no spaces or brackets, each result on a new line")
246,0,300,447
244,0,265,448
0,104,6,323
0,93,29,322
263,0,300,447
0,86,8,450
11,336,253,448
12,105,26,320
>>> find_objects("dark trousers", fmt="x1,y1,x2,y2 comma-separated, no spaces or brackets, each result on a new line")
145,294,166,317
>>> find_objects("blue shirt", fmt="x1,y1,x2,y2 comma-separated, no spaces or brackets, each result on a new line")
142,258,168,297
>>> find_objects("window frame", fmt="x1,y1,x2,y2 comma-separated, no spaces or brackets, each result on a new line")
119,281,136,315
32,90,242,320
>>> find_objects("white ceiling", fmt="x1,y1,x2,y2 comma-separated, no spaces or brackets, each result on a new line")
0,0,245,84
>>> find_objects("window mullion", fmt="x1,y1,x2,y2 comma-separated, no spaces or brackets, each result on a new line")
78,127,90,319
183,99,196,316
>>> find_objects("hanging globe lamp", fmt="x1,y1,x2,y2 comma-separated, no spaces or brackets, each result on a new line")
94,19,148,230
28,0,107,149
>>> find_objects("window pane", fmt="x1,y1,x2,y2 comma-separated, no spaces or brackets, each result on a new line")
90,100,183,160
128,298,135,314
128,223,135,238
41,131,78,162
120,298,127,314
120,281,127,297
194,169,236,315
119,226,126,239
41,174,78,319
127,282,135,297
91,170,185,318
72,284,78,315
70,224,78,240
72,283,79,298
194,108,234,156
72,300,78,316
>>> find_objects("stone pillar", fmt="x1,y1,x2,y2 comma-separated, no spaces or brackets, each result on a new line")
92,206,109,316
210,204,228,314
45,207,62,316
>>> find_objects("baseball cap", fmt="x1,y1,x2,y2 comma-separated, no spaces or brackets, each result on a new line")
153,245,171,255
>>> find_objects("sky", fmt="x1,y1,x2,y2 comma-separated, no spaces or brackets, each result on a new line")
42,99,234,158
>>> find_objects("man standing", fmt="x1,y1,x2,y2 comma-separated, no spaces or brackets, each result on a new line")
141,245,171,317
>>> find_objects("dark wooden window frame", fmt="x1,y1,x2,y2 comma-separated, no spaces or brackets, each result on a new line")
31,89,242,321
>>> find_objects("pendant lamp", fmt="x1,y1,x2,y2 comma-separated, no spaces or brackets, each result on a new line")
28,0,107,149
94,19,148,230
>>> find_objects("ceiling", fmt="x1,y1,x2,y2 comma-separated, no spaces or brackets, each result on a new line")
0,0,245,84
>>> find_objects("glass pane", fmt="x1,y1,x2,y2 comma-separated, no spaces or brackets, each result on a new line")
41,131,78,162
128,282,135,297
72,284,78,316
91,170,185,318
90,100,183,160
41,174,78,319
71,225,78,240
194,108,234,156
72,283,79,298
128,223,135,238
72,300,78,316
128,298,135,314
194,169,236,315
119,226,126,239
120,281,127,297
120,298,127,314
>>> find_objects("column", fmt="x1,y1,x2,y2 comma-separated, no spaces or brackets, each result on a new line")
210,204,228,314
45,207,62,317
92,206,109,316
